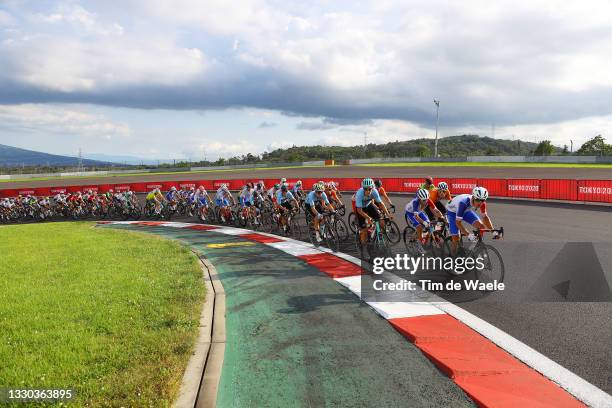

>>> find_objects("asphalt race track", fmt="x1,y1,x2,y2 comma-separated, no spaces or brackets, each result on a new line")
137,191,612,394
3,166,612,395
3,163,612,189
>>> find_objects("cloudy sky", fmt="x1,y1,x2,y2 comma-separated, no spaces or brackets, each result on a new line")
1,0,611,160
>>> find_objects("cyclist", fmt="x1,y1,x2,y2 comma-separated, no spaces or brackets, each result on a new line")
446,186,496,255
355,178,392,245
405,188,443,245
426,181,452,221
275,183,298,231
146,188,165,215
374,179,394,211
166,186,178,202
239,183,258,224
193,185,211,219
215,184,235,222
267,183,280,203
420,176,435,192
305,182,335,242
291,180,304,200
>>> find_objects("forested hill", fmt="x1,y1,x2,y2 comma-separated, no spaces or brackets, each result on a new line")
261,135,544,162
0,144,114,167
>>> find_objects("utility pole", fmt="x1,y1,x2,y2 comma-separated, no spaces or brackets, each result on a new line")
570,140,573,153
78,148,83,173
433,99,440,158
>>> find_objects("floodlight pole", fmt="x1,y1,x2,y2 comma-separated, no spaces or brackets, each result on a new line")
433,99,440,158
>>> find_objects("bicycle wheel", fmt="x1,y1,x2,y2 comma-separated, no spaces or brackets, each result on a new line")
374,233,393,258
309,226,321,248
403,225,423,256
324,223,340,252
348,212,358,234
473,244,505,289
384,220,401,244
336,204,346,217
334,217,350,241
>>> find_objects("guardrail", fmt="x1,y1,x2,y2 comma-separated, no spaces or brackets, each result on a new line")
1,177,610,203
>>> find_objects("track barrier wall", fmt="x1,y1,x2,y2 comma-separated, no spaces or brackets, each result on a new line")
1,177,611,203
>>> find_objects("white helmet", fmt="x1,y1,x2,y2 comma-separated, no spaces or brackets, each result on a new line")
472,186,489,201
170,186,177,191
417,188,430,200
438,182,448,191
314,182,325,192
280,178,287,183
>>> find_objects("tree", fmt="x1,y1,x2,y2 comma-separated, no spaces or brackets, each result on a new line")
577,135,611,156
416,145,431,157
562,145,569,155
534,140,554,156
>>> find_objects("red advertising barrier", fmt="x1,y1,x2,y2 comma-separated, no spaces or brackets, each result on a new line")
114,184,132,192
50,186,68,194
1,177,611,203
35,187,52,196
477,179,507,197
397,178,423,193
541,179,577,201
450,178,478,195
577,180,612,202
506,179,540,199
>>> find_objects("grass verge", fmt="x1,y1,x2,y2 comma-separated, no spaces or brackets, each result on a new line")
0,222,205,406
356,161,612,168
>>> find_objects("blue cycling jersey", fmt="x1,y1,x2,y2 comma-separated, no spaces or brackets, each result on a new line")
305,190,329,205
165,191,176,201
276,190,295,204
354,187,381,208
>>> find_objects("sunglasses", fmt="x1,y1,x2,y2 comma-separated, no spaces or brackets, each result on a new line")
364,187,372,191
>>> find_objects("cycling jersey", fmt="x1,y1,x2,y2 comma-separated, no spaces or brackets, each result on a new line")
276,190,295,205
447,194,487,219
165,190,177,201
354,187,381,208
305,190,329,206
405,197,436,215
429,188,452,203
446,194,488,236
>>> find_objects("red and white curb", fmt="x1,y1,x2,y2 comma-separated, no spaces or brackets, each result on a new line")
99,221,612,408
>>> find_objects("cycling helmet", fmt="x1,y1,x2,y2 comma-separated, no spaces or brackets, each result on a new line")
314,183,325,192
296,180,302,186
417,188,430,200
171,186,177,191
274,183,280,189
472,186,489,201
425,176,433,185
190,186,195,191
108,189,114,193
374,179,382,188
154,188,160,193
280,178,287,183
127,191,133,196
362,178,375,189
438,182,448,191
281,184,288,192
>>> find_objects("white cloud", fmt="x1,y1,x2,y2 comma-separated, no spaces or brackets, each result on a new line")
186,139,258,160
0,104,130,139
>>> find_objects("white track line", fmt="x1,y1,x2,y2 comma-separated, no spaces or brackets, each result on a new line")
438,302,612,408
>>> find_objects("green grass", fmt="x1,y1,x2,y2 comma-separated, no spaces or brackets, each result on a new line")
357,161,612,168
0,222,205,406
0,165,327,183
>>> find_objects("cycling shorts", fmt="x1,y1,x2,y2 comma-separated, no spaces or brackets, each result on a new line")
215,198,229,206
405,211,429,228
447,210,480,236
356,204,380,228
